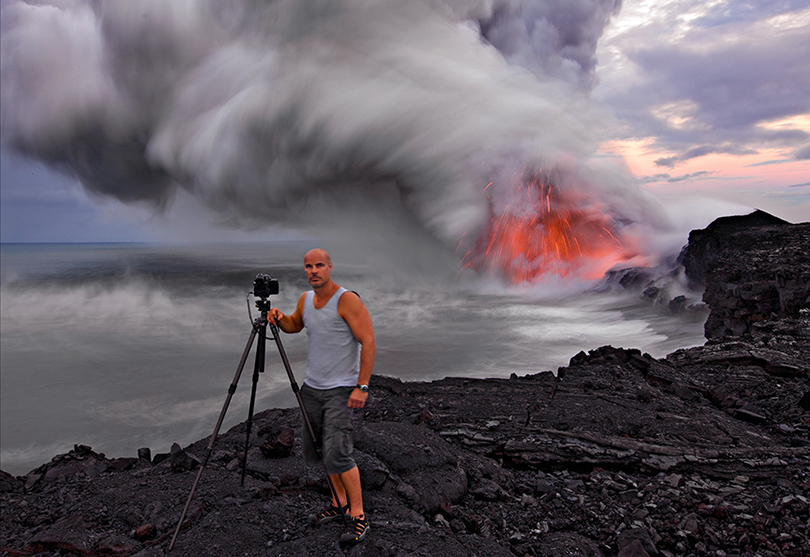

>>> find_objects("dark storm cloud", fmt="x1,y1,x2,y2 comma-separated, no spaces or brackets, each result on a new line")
479,0,622,91
1,0,662,248
598,3,810,166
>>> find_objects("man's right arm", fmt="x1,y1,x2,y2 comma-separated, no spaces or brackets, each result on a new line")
268,293,306,333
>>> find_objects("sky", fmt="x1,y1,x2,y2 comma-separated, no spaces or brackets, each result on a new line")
0,0,808,245
593,0,810,224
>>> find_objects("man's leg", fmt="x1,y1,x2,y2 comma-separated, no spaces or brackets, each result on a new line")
320,386,359,512
327,473,348,508
335,466,363,518
319,386,369,542
300,385,348,518
336,465,369,544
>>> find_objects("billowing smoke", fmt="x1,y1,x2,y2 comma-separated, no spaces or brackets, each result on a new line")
480,0,622,90
1,0,666,281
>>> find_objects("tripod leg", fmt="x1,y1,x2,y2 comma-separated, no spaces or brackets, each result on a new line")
241,322,266,485
169,324,259,551
268,322,349,525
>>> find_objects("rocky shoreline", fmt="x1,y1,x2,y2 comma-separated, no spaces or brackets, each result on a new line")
1,211,808,557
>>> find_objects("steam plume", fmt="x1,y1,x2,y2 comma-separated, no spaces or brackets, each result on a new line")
1,0,665,280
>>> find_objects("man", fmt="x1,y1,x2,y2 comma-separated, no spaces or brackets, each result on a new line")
267,248,375,544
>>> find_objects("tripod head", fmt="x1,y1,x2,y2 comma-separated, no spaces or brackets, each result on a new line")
253,298,271,324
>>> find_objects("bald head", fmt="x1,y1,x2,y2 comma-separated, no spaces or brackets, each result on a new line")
304,248,332,265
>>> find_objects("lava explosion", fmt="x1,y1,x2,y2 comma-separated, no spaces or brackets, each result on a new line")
462,166,636,283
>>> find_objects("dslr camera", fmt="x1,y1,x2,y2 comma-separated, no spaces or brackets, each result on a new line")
253,273,279,298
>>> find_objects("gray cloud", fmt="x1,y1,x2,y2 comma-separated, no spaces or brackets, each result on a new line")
794,145,810,160
639,170,714,183
666,171,713,182
597,3,810,166
1,0,662,253
479,0,622,91
654,157,679,169
655,144,758,167
696,0,810,27
640,173,673,183
746,158,795,167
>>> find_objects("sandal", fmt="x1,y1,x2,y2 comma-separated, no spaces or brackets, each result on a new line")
339,515,369,544
313,503,349,524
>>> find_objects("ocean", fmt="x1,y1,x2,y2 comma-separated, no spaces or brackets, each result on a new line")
0,242,707,476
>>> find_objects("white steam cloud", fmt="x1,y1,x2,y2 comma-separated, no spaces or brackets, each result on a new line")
1,0,668,273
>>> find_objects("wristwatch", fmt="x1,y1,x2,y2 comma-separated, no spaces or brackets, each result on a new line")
356,384,369,393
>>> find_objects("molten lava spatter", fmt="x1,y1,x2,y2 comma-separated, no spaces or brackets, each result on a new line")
462,168,629,283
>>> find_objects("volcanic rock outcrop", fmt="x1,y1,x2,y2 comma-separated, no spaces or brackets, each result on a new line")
1,212,808,556
680,210,810,340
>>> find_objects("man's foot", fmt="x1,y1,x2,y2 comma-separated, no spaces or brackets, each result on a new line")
310,503,349,525
339,515,369,544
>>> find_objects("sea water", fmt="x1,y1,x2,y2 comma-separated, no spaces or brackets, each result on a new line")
0,242,706,476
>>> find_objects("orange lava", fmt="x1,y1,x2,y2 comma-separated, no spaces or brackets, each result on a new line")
462,170,630,283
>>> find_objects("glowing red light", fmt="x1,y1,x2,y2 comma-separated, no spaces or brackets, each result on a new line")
462,169,630,283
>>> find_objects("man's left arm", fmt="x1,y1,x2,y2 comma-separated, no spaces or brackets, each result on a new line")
339,292,376,409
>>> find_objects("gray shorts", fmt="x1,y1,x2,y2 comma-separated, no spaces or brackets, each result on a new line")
299,384,357,475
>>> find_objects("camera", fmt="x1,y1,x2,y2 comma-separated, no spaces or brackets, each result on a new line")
253,273,279,298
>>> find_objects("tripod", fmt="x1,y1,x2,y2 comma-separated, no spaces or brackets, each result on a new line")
169,296,346,550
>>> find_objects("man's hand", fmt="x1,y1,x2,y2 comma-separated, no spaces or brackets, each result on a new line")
267,307,283,323
348,389,368,409
268,294,305,334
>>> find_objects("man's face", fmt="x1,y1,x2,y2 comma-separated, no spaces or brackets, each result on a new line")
304,251,332,289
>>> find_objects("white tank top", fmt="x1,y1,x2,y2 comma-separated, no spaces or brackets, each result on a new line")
302,287,360,389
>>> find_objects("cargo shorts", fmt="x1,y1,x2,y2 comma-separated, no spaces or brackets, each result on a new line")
299,384,357,475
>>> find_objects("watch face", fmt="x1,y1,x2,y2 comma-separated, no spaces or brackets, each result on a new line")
358,385,369,392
